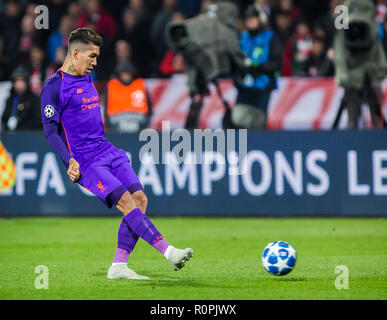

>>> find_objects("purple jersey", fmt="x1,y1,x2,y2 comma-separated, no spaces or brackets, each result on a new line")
41,69,114,171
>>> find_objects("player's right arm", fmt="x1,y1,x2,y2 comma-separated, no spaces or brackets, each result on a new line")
40,78,79,181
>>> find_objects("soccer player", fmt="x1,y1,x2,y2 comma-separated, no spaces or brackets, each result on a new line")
40,28,193,280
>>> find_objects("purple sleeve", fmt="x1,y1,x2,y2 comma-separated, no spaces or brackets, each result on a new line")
41,77,72,166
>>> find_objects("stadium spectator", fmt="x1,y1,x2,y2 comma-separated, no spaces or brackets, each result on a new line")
272,8,293,50
18,14,38,66
48,0,69,31
377,1,387,53
0,0,23,75
118,9,140,49
0,38,9,82
232,5,282,129
109,39,134,77
313,24,330,47
283,20,313,76
383,17,387,53
25,45,50,95
77,6,116,81
47,15,74,62
127,0,148,18
23,1,48,48
150,0,177,66
76,0,118,43
119,7,153,77
67,0,82,23
377,0,387,23
0,0,22,74
303,37,335,77
124,0,154,39
159,50,186,77
47,14,73,63
314,0,341,48
158,11,186,77
295,0,330,25
24,2,38,17
47,46,67,77
104,61,152,132
277,0,300,25
115,39,133,65
126,0,162,18
1,66,42,131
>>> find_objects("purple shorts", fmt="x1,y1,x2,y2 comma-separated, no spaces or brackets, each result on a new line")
78,147,143,207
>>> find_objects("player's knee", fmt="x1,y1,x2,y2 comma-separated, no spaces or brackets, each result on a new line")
116,192,136,215
133,191,148,213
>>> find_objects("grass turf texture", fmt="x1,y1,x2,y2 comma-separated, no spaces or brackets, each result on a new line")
0,217,386,300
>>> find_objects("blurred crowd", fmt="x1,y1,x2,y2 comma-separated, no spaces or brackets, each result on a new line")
0,0,386,131
2,0,386,86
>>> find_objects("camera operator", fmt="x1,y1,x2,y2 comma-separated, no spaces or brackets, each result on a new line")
166,0,247,129
334,0,387,129
232,5,283,129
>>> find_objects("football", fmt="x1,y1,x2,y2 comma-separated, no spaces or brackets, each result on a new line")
261,241,297,276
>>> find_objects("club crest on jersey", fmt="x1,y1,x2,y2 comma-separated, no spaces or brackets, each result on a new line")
44,105,55,118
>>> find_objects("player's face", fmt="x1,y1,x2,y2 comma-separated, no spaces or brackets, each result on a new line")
76,44,100,76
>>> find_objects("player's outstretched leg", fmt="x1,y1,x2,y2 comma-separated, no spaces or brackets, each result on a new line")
124,208,193,271
117,192,193,271
107,217,149,280
164,246,194,271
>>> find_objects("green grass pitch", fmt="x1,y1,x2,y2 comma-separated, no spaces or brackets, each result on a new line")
0,217,386,300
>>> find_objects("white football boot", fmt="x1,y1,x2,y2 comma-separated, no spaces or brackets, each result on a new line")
107,263,150,280
164,246,193,271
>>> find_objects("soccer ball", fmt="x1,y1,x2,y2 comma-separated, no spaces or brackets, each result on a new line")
261,241,297,276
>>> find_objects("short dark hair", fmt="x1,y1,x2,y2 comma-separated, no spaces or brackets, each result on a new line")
68,28,103,48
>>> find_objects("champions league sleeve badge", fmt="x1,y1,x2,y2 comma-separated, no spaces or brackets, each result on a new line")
44,105,55,118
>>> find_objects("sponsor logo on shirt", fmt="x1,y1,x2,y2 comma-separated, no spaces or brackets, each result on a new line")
81,95,99,111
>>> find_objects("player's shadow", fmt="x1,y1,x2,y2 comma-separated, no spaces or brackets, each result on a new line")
94,269,308,285
144,279,250,290
132,274,309,289
261,277,308,282
126,274,247,289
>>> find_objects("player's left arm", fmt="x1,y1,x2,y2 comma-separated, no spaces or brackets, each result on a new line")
67,157,80,182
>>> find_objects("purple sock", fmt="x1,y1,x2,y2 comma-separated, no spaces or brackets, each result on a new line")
124,208,170,254
113,247,130,263
113,217,139,263
153,239,170,255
